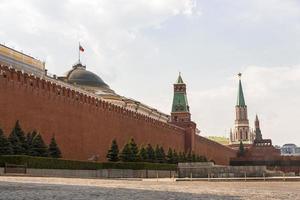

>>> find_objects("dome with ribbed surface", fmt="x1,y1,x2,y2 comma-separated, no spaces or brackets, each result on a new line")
65,62,113,93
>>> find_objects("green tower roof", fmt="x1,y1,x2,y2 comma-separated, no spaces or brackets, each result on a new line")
176,73,184,84
236,73,246,106
172,93,189,112
172,73,189,112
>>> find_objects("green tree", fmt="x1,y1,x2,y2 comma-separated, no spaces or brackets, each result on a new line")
0,128,12,155
146,144,155,162
138,146,147,162
120,143,131,162
192,152,196,162
199,155,207,162
166,148,173,164
178,152,184,163
48,135,62,158
26,131,38,155
30,134,48,157
173,150,179,164
183,152,187,162
129,138,139,162
238,141,245,157
186,151,192,162
155,145,165,163
106,139,119,162
160,146,166,163
8,120,27,155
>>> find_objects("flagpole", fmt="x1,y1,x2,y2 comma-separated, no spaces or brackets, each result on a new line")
78,42,80,63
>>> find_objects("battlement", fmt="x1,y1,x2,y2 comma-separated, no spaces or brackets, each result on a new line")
0,64,184,133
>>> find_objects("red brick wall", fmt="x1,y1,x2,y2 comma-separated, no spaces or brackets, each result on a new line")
0,65,236,164
194,135,236,165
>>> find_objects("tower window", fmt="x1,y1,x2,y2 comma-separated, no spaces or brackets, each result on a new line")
174,116,178,122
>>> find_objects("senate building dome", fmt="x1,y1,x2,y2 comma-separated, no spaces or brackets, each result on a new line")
61,62,115,94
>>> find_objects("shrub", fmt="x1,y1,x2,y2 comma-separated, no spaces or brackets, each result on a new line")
0,155,177,171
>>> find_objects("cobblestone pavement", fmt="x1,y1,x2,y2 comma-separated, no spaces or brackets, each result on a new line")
0,176,299,200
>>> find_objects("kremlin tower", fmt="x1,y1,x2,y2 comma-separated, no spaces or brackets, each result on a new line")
171,73,191,124
170,73,196,152
230,73,254,144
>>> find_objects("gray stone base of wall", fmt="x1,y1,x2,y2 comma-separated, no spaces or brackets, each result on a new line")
178,162,272,178
0,168,177,179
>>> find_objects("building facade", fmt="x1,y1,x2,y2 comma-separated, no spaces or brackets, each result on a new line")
281,144,300,156
0,44,236,165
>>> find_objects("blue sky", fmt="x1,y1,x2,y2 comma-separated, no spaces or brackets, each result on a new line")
1,0,300,145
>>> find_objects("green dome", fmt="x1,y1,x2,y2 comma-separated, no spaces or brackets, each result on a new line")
65,63,110,90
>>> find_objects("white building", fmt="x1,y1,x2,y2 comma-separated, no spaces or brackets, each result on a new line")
281,144,300,156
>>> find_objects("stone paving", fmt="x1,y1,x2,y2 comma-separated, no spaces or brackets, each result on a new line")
0,176,299,200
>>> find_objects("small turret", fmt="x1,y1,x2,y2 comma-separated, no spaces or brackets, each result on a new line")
254,114,263,141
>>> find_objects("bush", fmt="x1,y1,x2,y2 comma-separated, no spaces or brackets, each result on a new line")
0,155,103,170
0,155,177,171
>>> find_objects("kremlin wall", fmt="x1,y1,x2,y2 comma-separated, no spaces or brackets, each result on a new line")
0,44,236,165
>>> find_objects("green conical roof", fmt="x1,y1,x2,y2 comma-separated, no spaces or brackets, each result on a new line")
172,92,189,112
176,73,184,84
172,73,189,112
237,75,246,106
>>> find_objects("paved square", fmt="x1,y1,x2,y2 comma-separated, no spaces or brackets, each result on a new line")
0,176,299,200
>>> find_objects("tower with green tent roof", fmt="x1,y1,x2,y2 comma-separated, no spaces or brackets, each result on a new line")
230,73,253,144
171,73,191,123
170,73,196,152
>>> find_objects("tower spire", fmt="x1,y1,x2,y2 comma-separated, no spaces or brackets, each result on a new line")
254,114,262,141
171,73,190,121
230,72,252,144
237,73,246,106
176,72,184,84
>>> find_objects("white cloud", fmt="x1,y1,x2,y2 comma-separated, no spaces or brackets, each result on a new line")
0,0,200,73
192,65,300,145
1,0,300,147
235,0,300,23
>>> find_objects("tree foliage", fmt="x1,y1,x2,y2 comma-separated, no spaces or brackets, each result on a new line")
0,128,12,155
106,139,119,162
8,120,27,155
30,134,48,157
129,138,139,162
0,121,62,158
48,135,62,158
155,145,165,163
138,146,147,162
166,148,173,164
120,143,131,162
146,144,155,162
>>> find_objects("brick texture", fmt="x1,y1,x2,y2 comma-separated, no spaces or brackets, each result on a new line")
0,65,236,165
